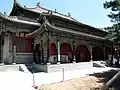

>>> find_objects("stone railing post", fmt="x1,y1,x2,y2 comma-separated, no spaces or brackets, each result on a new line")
72,41,76,63
90,45,93,62
57,40,60,64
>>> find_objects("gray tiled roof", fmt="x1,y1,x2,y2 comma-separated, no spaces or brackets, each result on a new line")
0,12,40,26
11,0,107,34
13,0,78,22
46,22,105,40
27,21,105,40
27,7,78,22
12,1,107,33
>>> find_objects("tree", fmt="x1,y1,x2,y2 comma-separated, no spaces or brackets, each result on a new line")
104,0,120,67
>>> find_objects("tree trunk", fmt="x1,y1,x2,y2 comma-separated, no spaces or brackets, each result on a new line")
111,44,114,66
100,71,120,90
115,46,119,67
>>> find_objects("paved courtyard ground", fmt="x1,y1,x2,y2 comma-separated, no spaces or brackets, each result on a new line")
39,76,104,90
0,67,119,90
39,69,118,90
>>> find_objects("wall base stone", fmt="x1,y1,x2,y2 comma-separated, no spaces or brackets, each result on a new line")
29,62,93,73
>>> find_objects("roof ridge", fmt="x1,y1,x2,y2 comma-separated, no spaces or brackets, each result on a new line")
35,6,78,21
27,5,71,17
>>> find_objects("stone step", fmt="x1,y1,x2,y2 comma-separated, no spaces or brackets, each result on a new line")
25,64,43,73
19,64,30,73
93,61,106,68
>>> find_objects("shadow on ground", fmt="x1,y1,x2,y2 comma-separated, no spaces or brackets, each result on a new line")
88,69,120,89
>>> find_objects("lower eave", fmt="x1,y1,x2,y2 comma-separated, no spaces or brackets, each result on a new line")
27,22,105,41
0,12,41,26
27,23,45,37
46,22,105,40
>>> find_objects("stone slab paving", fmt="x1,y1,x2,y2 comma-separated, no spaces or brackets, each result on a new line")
0,67,118,90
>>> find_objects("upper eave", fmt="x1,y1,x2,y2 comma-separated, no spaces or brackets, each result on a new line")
10,0,40,16
10,0,77,22
39,13,108,34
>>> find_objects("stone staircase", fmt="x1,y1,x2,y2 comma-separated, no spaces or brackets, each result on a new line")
93,61,106,68
25,64,43,73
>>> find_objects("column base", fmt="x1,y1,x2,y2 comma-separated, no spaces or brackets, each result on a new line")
57,62,60,64
12,63,16,65
33,62,35,64
90,59,93,67
47,63,51,65
90,59,93,62
0,63,4,66
73,61,76,64
41,63,44,65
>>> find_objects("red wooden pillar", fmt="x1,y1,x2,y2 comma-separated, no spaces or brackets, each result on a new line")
72,41,76,63
47,32,50,64
12,32,16,64
0,31,5,65
103,47,106,61
57,40,60,64
90,45,93,62
41,40,44,64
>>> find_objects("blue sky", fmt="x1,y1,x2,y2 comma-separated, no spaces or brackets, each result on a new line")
0,0,112,28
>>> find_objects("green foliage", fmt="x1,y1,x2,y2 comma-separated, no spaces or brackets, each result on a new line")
104,1,119,11
104,0,120,44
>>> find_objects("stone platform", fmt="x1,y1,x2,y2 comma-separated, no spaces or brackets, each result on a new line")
0,61,106,73
30,62,93,73
0,64,30,72
0,65,20,72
